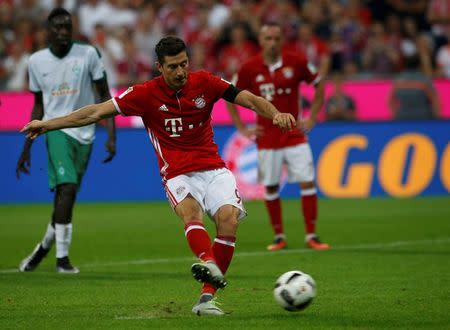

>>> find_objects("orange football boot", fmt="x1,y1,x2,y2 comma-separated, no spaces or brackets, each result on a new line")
267,237,287,251
306,236,330,250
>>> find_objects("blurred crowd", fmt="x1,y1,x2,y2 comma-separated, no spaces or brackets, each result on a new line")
0,0,449,91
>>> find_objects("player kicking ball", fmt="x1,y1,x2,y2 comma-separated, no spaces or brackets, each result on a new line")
21,36,295,315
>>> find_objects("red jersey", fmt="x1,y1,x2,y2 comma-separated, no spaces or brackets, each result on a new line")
234,51,320,149
113,71,230,181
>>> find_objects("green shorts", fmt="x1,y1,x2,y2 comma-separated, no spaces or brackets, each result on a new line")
46,130,93,190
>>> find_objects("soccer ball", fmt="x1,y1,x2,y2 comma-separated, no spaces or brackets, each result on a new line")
273,270,316,311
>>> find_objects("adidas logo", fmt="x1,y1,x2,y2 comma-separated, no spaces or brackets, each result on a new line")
159,104,169,112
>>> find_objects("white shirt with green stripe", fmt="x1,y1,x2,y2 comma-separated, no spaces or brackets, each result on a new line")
28,43,106,144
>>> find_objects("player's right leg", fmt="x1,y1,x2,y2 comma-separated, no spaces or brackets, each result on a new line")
45,131,91,273
258,149,287,251
19,220,55,272
264,185,287,251
166,176,225,287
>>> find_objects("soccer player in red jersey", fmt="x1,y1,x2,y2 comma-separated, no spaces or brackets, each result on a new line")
21,36,296,316
227,23,330,251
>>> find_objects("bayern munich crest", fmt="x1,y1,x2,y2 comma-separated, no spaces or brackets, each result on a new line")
282,67,294,79
194,96,206,109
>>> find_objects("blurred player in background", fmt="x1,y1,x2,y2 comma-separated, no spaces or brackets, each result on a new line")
16,8,116,274
20,36,295,315
227,23,330,251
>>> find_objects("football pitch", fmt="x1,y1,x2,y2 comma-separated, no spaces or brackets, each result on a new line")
1,197,449,329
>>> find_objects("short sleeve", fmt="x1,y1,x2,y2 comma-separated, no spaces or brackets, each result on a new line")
88,46,106,81
28,58,41,92
206,72,232,99
112,83,148,117
233,65,251,90
298,56,321,85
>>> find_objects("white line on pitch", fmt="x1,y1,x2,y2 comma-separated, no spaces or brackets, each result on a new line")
1,238,449,274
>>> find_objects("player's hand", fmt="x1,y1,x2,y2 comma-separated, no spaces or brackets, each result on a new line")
239,125,263,140
16,150,31,179
273,113,296,132
20,120,47,140
298,117,317,133
102,136,116,163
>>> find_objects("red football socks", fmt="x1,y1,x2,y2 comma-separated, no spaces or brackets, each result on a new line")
301,193,317,234
265,198,283,235
201,235,236,295
184,221,214,262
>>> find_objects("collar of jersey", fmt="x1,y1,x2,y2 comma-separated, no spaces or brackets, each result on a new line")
156,73,189,97
48,42,74,59
257,53,283,73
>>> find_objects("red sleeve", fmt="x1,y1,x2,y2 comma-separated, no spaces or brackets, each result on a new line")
233,64,251,90
205,71,232,98
113,83,149,117
297,55,320,85
316,38,329,56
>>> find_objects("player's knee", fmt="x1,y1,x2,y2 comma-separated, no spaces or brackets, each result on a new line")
54,183,78,224
57,183,77,198
300,181,315,190
215,205,239,233
175,197,203,223
266,185,279,194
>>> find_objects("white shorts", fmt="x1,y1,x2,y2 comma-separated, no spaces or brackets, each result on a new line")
165,168,246,220
258,143,315,186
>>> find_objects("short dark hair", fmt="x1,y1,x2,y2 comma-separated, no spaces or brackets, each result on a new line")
261,22,281,29
155,36,186,64
47,7,71,23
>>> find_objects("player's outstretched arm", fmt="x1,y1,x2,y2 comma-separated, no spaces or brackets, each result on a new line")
234,90,295,132
21,100,119,140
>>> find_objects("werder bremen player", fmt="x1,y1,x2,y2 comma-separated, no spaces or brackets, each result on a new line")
17,8,116,274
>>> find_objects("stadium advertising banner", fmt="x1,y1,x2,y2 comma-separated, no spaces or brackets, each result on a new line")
221,121,450,199
1,121,449,203
1,80,450,130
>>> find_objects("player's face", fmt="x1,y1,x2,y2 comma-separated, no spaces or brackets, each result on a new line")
158,51,189,90
259,26,282,59
48,15,72,50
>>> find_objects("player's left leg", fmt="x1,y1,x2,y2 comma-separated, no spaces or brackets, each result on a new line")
53,183,80,273
193,204,240,316
192,168,245,316
285,143,330,250
49,131,91,273
299,181,329,250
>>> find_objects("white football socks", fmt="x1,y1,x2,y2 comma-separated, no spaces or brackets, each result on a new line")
41,222,55,250
55,223,72,258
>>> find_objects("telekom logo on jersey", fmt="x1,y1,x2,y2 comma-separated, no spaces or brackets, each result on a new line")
259,83,292,101
165,118,183,137
164,117,204,137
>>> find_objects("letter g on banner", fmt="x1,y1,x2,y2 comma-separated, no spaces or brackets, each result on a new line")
317,135,374,197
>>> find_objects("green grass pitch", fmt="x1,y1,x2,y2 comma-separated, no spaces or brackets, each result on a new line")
1,197,449,329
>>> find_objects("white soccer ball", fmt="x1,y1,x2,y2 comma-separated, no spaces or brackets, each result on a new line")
273,270,316,311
